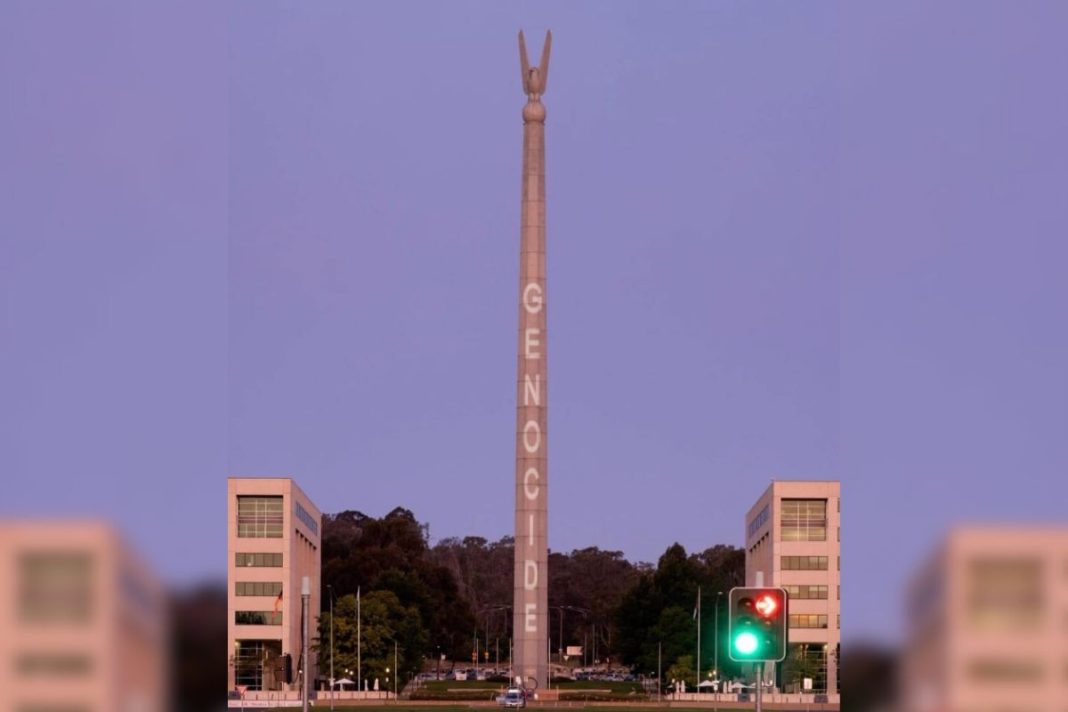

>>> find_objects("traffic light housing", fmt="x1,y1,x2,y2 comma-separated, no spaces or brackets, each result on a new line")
728,587,787,662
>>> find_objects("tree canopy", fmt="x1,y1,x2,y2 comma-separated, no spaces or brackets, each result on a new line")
318,509,745,684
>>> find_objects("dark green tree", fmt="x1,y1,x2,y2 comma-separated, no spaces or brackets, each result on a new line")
316,590,427,688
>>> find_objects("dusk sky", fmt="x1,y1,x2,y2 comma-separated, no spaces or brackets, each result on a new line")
2,2,1066,645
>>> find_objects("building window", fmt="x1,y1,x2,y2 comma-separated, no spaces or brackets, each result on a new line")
781,556,828,571
967,556,1043,630
784,585,828,600
235,552,283,567
783,644,829,693
235,611,282,625
233,640,283,691
237,496,284,538
235,582,283,597
295,501,319,537
748,504,770,539
15,652,93,677
19,551,93,625
781,499,827,541
788,614,828,629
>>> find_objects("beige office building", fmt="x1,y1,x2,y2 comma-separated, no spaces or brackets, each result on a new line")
744,480,840,696
903,526,1068,712
227,477,322,694
0,521,168,712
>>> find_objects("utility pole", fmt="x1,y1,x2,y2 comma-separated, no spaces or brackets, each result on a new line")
301,576,310,712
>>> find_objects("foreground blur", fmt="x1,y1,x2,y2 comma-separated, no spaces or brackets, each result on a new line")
0,521,176,712
901,526,1068,712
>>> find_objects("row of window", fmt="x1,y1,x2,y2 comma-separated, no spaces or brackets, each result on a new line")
237,496,284,538
789,614,828,629
295,501,319,537
784,584,828,600
781,556,828,571
235,610,282,625
235,581,283,597
236,552,283,567
748,504,770,539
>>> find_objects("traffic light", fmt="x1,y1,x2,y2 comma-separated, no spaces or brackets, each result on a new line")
728,587,787,662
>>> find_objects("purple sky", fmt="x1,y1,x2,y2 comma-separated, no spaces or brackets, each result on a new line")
2,2,1066,644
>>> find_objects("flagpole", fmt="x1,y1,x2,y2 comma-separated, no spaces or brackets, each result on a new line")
696,585,701,693
357,586,362,694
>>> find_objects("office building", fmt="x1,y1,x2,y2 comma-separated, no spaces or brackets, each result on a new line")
744,480,840,696
0,521,168,712
903,526,1068,712
227,477,321,695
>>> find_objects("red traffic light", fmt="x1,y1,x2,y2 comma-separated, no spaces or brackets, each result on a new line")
755,594,778,617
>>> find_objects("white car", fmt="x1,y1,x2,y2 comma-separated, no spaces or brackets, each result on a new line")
500,689,526,708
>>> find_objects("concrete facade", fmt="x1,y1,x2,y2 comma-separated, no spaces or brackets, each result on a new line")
744,480,840,695
512,29,552,691
227,477,321,695
903,526,1068,712
0,521,167,712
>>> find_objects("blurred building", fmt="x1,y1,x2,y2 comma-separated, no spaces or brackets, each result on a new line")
0,520,168,712
745,480,841,695
227,477,321,695
903,526,1068,712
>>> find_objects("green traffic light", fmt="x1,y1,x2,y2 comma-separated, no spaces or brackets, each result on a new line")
734,631,758,655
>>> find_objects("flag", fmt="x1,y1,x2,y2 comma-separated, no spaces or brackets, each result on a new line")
693,588,701,620
274,589,283,613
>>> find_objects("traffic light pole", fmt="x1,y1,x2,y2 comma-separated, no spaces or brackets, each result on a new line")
755,661,763,712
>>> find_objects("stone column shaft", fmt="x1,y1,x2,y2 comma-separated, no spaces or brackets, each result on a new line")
512,29,551,691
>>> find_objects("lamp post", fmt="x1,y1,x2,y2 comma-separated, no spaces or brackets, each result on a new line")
301,576,310,712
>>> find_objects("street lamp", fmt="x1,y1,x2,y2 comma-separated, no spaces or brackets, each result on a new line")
301,577,310,712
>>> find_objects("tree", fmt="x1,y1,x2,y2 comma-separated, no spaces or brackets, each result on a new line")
666,654,696,689
321,508,475,663
316,590,427,687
